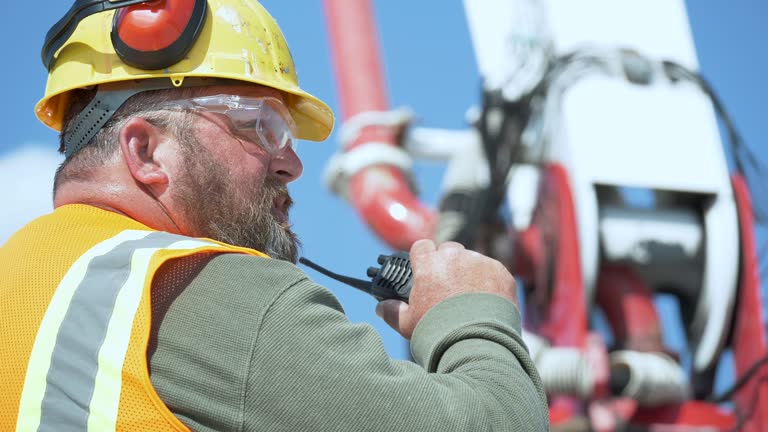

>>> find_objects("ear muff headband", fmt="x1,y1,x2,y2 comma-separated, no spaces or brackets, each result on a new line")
42,0,149,70
41,0,207,71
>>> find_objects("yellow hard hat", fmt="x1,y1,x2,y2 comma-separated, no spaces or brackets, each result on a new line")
37,0,334,147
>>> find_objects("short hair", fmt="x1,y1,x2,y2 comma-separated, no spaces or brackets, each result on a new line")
53,86,201,194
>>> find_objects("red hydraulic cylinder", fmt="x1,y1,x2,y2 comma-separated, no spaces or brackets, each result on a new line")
596,265,665,353
323,0,436,251
730,174,768,432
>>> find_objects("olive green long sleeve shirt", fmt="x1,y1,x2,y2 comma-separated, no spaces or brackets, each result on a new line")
149,254,549,431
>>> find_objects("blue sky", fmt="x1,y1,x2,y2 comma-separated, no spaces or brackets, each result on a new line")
1,0,766,390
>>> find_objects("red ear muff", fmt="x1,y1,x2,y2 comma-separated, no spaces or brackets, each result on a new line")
111,0,207,70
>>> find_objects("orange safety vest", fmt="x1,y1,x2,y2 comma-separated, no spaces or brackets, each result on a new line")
0,204,267,431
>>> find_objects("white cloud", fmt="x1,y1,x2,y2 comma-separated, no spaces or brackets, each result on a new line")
0,145,63,245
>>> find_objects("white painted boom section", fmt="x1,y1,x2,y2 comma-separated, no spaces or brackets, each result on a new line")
544,0,699,69
462,0,739,373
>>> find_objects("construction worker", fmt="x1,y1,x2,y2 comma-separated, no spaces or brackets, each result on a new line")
0,1,548,431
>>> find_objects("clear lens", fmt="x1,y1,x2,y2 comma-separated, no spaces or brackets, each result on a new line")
160,95,297,155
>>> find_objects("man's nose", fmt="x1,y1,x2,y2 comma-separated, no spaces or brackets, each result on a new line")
269,147,303,183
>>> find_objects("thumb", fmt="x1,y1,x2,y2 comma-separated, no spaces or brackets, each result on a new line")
375,300,413,339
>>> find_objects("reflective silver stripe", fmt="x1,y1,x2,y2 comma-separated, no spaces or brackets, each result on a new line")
38,232,185,432
16,230,221,432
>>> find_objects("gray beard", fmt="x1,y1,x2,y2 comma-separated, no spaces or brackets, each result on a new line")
176,148,300,263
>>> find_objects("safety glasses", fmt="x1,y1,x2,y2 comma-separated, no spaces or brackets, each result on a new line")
159,95,297,156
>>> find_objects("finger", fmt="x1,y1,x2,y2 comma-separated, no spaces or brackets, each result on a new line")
437,241,466,252
410,239,436,262
375,300,412,339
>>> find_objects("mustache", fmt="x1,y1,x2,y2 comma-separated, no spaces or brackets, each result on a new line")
263,176,293,213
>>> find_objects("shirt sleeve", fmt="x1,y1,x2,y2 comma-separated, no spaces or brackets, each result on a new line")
244,275,549,432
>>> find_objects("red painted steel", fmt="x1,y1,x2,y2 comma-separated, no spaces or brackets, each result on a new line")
323,0,435,251
522,164,592,425
730,174,768,432
631,402,736,429
526,164,589,348
596,265,665,353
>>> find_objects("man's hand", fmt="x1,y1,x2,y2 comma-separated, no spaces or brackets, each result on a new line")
375,239,518,340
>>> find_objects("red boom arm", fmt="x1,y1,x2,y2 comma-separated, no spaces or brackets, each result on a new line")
323,0,436,251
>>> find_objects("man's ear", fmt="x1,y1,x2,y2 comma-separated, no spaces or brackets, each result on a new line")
119,117,171,187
